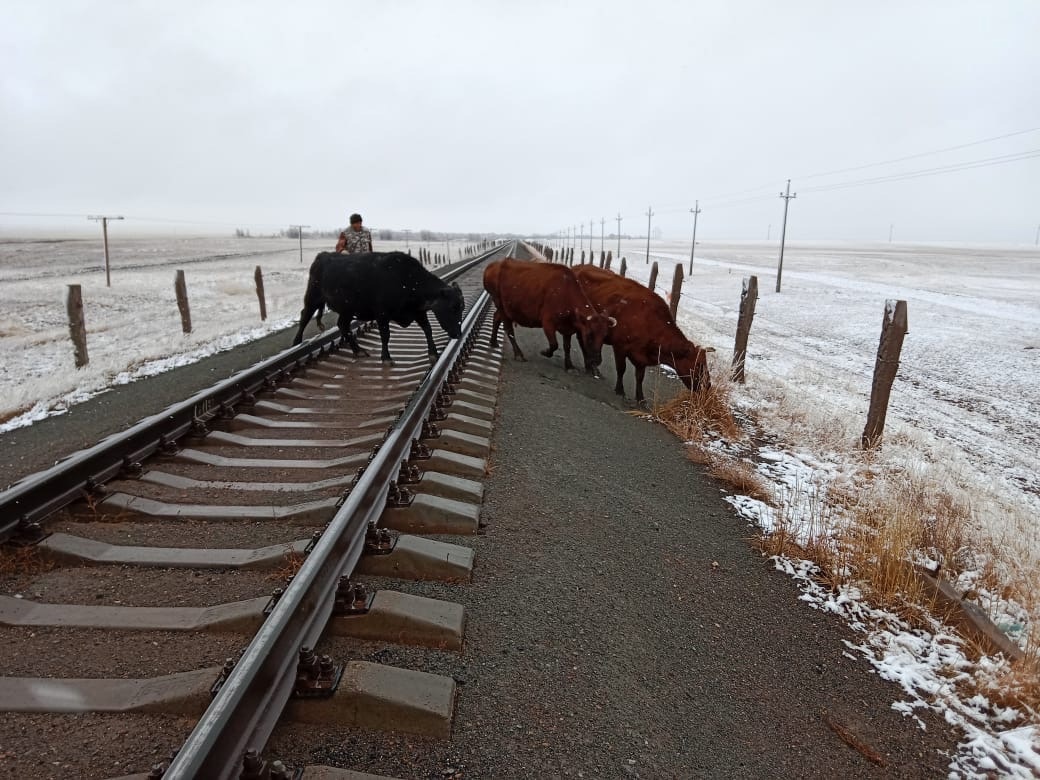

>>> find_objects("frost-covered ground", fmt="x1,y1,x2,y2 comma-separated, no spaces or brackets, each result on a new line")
0,236,473,430
3,235,1038,773
600,238,1040,777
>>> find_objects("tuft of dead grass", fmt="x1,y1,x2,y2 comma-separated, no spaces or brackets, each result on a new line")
267,549,306,583
705,458,773,503
653,384,740,443
0,545,55,580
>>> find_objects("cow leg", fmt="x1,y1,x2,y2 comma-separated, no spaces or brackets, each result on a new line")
292,305,316,346
613,346,627,397
315,302,326,332
634,364,649,407
416,311,438,359
339,313,370,358
377,319,393,363
490,311,502,348
503,321,526,361
561,332,575,371
540,326,559,359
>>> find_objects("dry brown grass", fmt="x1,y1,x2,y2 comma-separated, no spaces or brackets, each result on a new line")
0,545,55,580
267,549,306,583
705,458,772,503
652,384,741,443
985,655,1040,719
646,355,1040,715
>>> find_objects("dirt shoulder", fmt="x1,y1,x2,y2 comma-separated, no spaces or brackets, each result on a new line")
277,325,960,778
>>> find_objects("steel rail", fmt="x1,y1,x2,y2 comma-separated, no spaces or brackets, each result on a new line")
0,246,500,541
163,241,510,779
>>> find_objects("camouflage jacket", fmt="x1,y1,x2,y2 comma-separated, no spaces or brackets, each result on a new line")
340,227,373,254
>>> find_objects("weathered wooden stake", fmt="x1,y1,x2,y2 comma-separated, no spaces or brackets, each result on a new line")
174,269,192,334
66,284,89,368
606,250,613,271
580,250,586,265
861,299,909,449
732,275,758,383
648,261,659,292
600,250,606,268
620,257,627,277
669,263,684,321
254,265,267,321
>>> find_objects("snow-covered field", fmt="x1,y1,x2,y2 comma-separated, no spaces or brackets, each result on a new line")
598,238,1040,777
3,235,1039,773
0,236,469,430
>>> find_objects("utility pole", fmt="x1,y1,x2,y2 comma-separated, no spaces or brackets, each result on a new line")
290,224,310,263
889,224,894,243
600,217,605,254
767,224,771,241
688,201,701,275
616,212,622,259
645,206,654,264
775,180,796,293
589,219,594,255
88,215,124,287
574,224,579,252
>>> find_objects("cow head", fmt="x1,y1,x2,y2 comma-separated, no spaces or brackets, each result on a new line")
430,282,465,339
577,311,616,369
672,344,712,392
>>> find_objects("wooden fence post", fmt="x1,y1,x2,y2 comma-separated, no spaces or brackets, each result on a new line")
732,275,758,383
254,265,267,321
600,250,606,268
580,250,585,265
861,299,909,449
648,261,659,292
669,263,684,321
606,250,613,271
620,257,627,277
66,284,89,368
174,269,192,334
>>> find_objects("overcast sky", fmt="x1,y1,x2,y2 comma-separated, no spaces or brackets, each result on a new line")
2,1,1039,242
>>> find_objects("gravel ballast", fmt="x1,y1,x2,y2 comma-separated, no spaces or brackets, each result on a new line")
269,324,960,778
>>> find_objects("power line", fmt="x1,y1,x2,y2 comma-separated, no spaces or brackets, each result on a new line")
797,125,1040,181
800,148,1040,194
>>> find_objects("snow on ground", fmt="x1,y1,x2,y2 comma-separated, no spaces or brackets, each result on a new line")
0,236,471,432
3,235,1039,772
594,238,1040,777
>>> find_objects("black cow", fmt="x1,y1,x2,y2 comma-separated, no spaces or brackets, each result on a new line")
292,251,465,363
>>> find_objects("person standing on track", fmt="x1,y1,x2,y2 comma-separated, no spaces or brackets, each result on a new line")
335,212,373,254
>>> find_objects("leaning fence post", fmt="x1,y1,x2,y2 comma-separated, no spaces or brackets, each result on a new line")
861,299,909,449
732,275,758,383
174,269,192,334
620,257,627,277
66,284,89,368
254,265,267,321
648,261,659,292
669,264,684,321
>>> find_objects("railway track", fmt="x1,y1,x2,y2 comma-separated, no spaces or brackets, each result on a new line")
0,241,518,779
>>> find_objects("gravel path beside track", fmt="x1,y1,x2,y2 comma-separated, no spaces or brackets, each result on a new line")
270,325,960,778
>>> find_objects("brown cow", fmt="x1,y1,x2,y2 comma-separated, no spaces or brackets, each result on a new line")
572,265,711,403
483,258,615,372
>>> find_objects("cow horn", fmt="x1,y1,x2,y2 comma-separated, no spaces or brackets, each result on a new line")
607,316,617,327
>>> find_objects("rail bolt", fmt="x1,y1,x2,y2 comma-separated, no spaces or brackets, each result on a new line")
240,748,265,779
